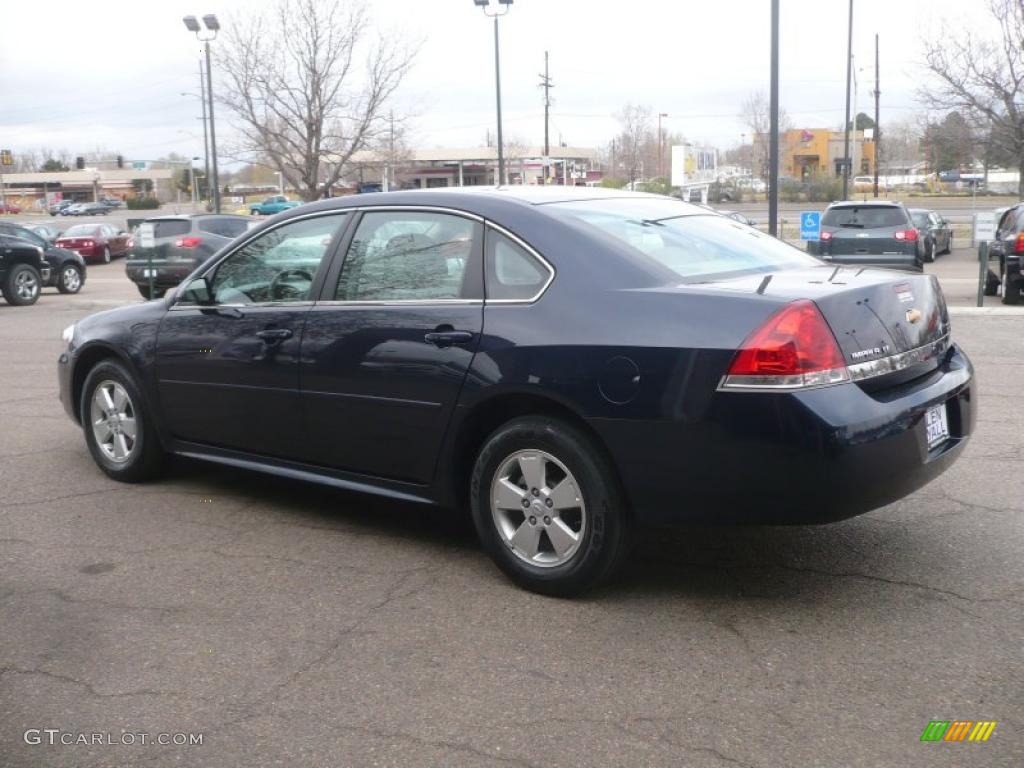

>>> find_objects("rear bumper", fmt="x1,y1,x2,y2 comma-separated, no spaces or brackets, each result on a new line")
125,261,196,288
590,343,975,525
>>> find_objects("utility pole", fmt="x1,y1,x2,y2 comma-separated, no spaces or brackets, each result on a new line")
658,112,668,179
610,137,616,182
873,33,881,198
539,51,553,185
842,0,854,200
768,0,780,236
385,110,394,192
198,59,210,204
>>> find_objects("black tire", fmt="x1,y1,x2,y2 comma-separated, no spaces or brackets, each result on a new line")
80,360,164,482
1,263,42,306
923,238,936,263
943,234,953,255
1002,267,1021,305
101,247,111,264
984,269,1000,296
137,284,166,300
56,264,83,294
469,416,632,596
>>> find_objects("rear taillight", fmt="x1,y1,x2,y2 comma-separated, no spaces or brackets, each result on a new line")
1014,233,1024,254
820,231,832,242
81,240,94,247
894,229,918,242
721,300,850,390
174,236,203,248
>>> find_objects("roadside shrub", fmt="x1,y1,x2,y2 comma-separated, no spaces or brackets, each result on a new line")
779,179,803,203
126,197,160,210
600,177,627,189
805,177,844,203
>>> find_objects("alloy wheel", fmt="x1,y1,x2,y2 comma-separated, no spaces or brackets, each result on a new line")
102,247,111,264
62,266,81,292
89,380,137,463
14,269,39,302
490,449,586,568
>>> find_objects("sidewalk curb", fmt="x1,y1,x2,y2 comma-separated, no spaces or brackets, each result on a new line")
948,306,1024,316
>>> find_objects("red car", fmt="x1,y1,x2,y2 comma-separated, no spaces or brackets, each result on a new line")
0,203,22,214
55,224,132,264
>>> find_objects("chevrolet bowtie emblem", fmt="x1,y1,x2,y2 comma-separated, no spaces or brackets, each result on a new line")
906,308,922,324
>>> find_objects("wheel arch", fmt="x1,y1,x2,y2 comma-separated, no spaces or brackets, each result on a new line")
71,343,141,424
446,390,627,516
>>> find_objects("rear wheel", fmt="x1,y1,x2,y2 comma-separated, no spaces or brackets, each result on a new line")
101,247,111,264
81,360,164,482
2,263,41,306
1002,266,1021,305
943,234,953,255
984,269,1000,296
470,416,631,596
924,238,936,263
137,284,166,300
57,264,83,294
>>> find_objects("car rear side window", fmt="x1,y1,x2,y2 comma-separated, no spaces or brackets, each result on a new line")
548,199,816,280
152,220,191,239
335,211,478,301
199,219,248,238
485,230,550,301
822,206,907,228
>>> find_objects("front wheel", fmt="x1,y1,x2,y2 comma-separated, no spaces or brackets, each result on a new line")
57,264,83,294
2,263,41,306
470,416,631,596
81,360,164,482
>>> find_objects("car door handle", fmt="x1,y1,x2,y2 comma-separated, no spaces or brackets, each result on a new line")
255,328,293,342
423,330,474,346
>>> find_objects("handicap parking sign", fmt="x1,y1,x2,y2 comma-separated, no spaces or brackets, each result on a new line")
800,211,821,241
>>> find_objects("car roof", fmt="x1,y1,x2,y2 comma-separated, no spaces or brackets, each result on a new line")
327,185,669,208
828,199,904,207
142,213,249,222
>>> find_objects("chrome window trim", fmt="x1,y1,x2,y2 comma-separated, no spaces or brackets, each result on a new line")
168,300,315,312
483,221,556,305
313,299,484,307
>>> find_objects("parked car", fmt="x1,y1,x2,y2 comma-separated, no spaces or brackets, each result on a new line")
0,222,87,294
49,200,77,216
249,195,302,216
60,203,87,216
55,224,132,264
0,203,22,214
808,200,923,270
66,202,109,216
909,208,953,262
20,223,59,245
985,203,1024,304
0,234,50,305
125,214,251,299
717,210,754,226
99,197,123,208
58,188,974,595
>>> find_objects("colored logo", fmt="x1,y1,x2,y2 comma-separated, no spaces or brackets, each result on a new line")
920,720,997,742
800,130,814,144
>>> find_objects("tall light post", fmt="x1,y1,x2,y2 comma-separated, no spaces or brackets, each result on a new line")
184,14,221,212
657,113,668,180
181,82,209,203
473,0,513,186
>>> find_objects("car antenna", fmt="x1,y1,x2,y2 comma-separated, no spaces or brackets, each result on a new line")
756,274,772,295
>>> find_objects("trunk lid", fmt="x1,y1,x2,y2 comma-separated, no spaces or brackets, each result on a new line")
690,265,949,370
825,225,906,255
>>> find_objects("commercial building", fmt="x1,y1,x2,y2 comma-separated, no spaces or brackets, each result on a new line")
779,128,876,180
0,168,174,210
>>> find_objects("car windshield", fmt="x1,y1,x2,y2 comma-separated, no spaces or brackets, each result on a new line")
822,206,906,229
62,225,102,237
911,212,931,228
547,198,817,280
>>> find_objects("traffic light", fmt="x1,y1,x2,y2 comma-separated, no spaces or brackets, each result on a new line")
75,156,85,170
117,155,124,169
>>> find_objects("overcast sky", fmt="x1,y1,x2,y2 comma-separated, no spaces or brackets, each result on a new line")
0,0,987,165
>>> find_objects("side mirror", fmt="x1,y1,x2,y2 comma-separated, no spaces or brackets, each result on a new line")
180,276,213,305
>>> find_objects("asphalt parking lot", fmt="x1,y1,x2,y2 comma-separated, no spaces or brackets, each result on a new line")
1,261,1022,767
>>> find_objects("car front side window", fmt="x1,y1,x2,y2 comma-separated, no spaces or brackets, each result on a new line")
208,214,347,305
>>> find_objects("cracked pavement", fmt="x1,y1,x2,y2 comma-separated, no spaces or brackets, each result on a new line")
0,263,1021,767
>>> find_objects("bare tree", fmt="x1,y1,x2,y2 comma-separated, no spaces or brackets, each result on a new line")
218,0,417,201
739,90,791,180
921,0,1024,195
615,104,653,182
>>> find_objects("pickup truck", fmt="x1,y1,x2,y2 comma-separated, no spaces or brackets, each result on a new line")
0,234,51,305
249,195,302,216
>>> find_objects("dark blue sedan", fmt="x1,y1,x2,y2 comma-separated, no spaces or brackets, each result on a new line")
57,188,975,595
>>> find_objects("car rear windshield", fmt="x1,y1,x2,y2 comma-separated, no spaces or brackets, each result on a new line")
151,220,191,238
910,212,931,228
822,206,907,228
198,218,248,238
546,198,817,280
62,225,102,237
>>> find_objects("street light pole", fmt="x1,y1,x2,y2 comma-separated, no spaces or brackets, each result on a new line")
842,0,854,200
198,60,210,203
768,0,780,236
475,0,513,186
184,14,221,213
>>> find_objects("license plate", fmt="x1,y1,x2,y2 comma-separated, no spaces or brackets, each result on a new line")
925,403,950,450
